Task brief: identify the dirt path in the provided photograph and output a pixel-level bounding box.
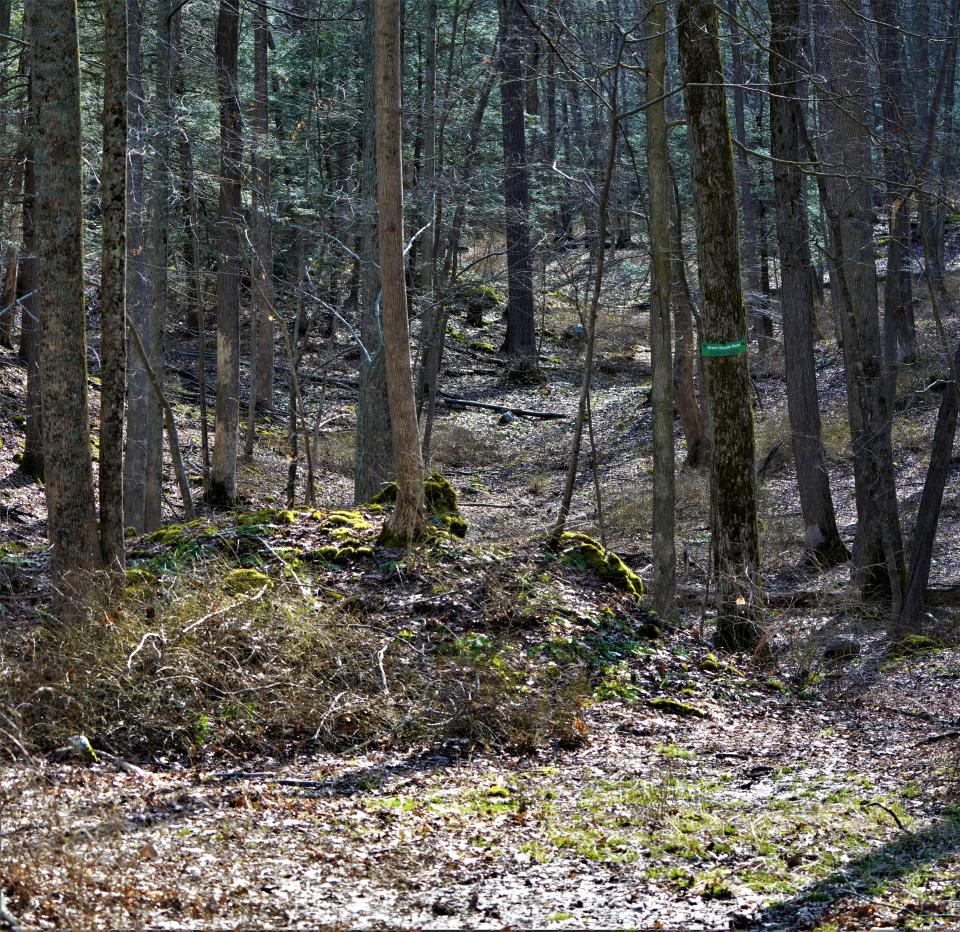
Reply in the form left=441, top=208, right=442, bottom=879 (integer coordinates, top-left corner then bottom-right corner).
left=4, top=639, right=959, bottom=930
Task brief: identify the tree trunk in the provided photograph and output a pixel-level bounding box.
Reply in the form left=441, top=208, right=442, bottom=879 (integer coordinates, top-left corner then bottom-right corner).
left=99, top=0, right=128, bottom=570
left=726, top=0, right=761, bottom=299
left=678, top=0, right=761, bottom=651
left=32, top=0, right=102, bottom=583
left=209, top=0, right=243, bottom=508
left=250, top=0, right=275, bottom=419
left=18, top=18, right=42, bottom=482
left=813, top=0, right=906, bottom=609
left=646, top=0, right=676, bottom=623
left=769, top=0, right=847, bottom=568
left=670, top=171, right=709, bottom=467
left=354, top=0, right=395, bottom=503
left=122, top=0, right=151, bottom=532
left=374, top=0, right=429, bottom=545
left=871, top=0, right=916, bottom=375
left=497, top=0, right=537, bottom=373
left=142, top=0, right=173, bottom=531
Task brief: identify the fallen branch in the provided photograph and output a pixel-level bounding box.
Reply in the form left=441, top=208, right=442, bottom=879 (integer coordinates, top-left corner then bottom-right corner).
left=860, top=800, right=910, bottom=832
left=437, top=392, right=567, bottom=420
left=0, top=890, right=23, bottom=932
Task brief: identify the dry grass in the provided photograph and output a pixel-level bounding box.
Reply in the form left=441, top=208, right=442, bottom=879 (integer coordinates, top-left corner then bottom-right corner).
left=0, top=553, right=598, bottom=762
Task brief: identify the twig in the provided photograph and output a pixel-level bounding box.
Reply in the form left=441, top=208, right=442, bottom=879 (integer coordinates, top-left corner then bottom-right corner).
left=127, top=631, right=166, bottom=670
left=860, top=800, right=910, bottom=832
left=177, top=585, right=270, bottom=638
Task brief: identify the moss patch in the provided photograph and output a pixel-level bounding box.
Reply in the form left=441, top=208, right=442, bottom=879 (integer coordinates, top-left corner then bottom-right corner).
left=558, top=532, right=643, bottom=602
left=371, top=473, right=468, bottom=539
left=223, top=568, right=272, bottom=593
left=649, top=697, right=707, bottom=718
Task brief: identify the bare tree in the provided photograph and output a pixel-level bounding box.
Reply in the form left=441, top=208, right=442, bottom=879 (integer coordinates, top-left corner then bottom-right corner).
left=99, top=0, right=128, bottom=570
left=374, top=0, right=429, bottom=544
left=646, top=0, right=676, bottom=622
left=769, top=0, right=846, bottom=568
left=209, top=0, right=243, bottom=507
left=678, top=0, right=761, bottom=650
left=32, top=0, right=101, bottom=583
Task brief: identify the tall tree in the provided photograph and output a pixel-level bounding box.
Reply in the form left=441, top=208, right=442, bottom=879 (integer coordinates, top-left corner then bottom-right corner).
left=646, top=0, right=676, bottom=623
left=678, top=0, right=761, bottom=650
left=209, top=0, right=243, bottom=507
left=768, top=0, right=846, bottom=568
left=497, top=0, right=538, bottom=374
left=354, top=0, right=395, bottom=502
left=17, top=1, right=41, bottom=482
left=143, top=0, right=173, bottom=530
left=813, top=0, right=905, bottom=608
left=871, top=0, right=916, bottom=374
left=32, top=0, right=101, bottom=582
left=122, top=0, right=151, bottom=531
left=374, top=0, right=429, bottom=544
left=250, top=0, right=275, bottom=418
left=99, top=0, right=128, bottom=569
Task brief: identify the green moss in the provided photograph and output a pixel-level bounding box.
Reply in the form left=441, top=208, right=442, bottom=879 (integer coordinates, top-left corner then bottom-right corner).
left=469, top=340, right=497, bottom=354
left=371, top=473, right=468, bottom=538
left=124, top=568, right=158, bottom=588
left=236, top=509, right=299, bottom=528
left=223, top=568, right=272, bottom=593
left=886, top=633, right=944, bottom=660
left=145, top=524, right=188, bottom=545
left=648, top=697, right=707, bottom=718
left=558, top=532, right=643, bottom=601
left=305, top=544, right=374, bottom=564
left=699, top=653, right=722, bottom=672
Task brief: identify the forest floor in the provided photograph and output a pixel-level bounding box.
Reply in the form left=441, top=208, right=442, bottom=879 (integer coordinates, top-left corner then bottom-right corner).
left=1, top=260, right=960, bottom=929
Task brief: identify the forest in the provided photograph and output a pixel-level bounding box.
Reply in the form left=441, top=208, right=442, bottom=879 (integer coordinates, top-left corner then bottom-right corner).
left=0, top=0, right=959, bottom=927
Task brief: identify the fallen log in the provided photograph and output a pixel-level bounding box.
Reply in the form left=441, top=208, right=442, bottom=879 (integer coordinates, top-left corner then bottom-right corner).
left=437, top=392, right=567, bottom=420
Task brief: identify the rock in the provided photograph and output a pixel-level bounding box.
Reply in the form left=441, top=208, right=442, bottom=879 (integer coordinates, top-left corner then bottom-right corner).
left=561, top=323, right=586, bottom=342
left=822, top=635, right=860, bottom=662
left=498, top=411, right=516, bottom=425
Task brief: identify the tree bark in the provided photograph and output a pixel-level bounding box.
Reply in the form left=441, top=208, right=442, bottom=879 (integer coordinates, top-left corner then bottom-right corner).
left=646, top=0, right=676, bottom=623
left=17, top=9, right=41, bottom=482
left=250, top=0, right=275, bottom=418
left=670, top=170, right=709, bottom=467
left=497, top=0, right=538, bottom=373
left=354, top=0, right=395, bottom=503
left=99, top=0, right=128, bottom=570
left=374, top=0, right=429, bottom=545
left=813, top=0, right=906, bottom=608
left=678, top=0, right=761, bottom=651
left=122, top=0, right=152, bottom=532
left=209, top=0, right=243, bottom=508
left=32, top=0, right=102, bottom=583
left=769, top=0, right=847, bottom=568
left=142, top=0, right=173, bottom=531
left=871, top=0, right=916, bottom=374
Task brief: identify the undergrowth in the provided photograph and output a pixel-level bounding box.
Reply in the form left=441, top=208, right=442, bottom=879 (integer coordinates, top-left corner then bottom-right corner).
left=0, top=509, right=658, bottom=761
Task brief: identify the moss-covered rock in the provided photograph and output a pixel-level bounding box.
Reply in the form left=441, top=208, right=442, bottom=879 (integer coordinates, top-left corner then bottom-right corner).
left=236, top=509, right=299, bottom=528
left=223, top=568, right=272, bottom=593
left=558, top=532, right=643, bottom=601
left=145, top=524, right=189, bottom=545
left=371, top=473, right=468, bottom=539
left=124, top=568, right=158, bottom=588
left=649, top=697, right=707, bottom=718
left=454, top=280, right=503, bottom=326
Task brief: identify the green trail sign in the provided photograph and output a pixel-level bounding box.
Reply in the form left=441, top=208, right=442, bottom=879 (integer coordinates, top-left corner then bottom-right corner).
left=700, top=339, right=748, bottom=358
